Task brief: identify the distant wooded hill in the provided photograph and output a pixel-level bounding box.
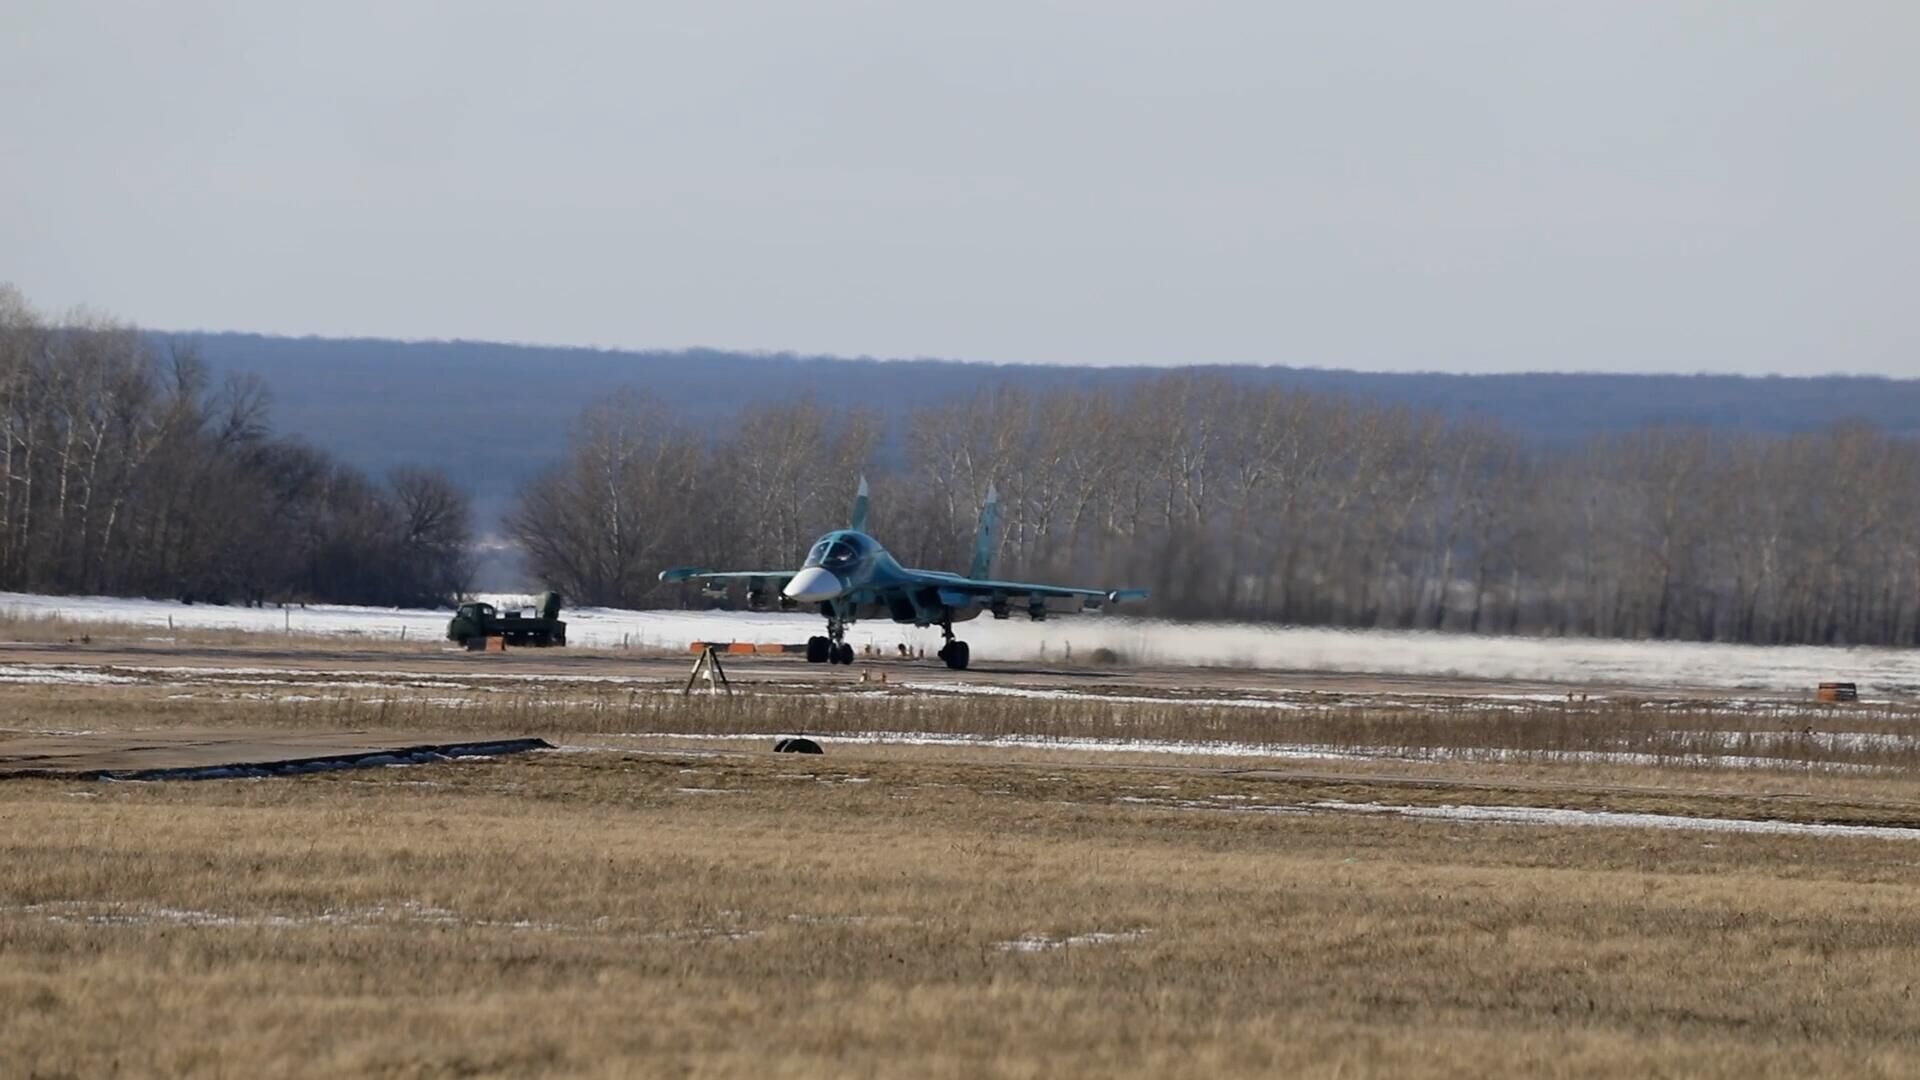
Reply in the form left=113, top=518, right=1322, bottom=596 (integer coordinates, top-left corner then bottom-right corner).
left=174, top=332, right=1920, bottom=522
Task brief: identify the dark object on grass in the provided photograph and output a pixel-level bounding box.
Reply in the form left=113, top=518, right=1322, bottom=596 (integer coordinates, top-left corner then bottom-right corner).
left=773, top=736, right=823, bottom=755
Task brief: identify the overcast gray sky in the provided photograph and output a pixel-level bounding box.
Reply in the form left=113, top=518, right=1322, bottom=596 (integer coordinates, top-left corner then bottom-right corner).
left=2, top=2, right=1915, bottom=375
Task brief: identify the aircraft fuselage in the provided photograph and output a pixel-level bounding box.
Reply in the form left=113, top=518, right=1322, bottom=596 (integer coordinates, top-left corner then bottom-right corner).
left=784, top=529, right=987, bottom=628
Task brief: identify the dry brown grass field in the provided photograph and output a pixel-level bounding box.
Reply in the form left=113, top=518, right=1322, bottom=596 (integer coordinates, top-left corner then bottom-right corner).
left=5, top=649, right=1920, bottom=1077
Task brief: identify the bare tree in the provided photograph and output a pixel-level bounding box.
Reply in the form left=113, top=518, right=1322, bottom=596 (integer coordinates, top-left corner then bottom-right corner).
left=511, top=392, right=703, bottom=607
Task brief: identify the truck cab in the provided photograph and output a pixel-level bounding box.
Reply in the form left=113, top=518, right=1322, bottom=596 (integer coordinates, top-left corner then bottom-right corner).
left=446, top=602, right=497, bottom=646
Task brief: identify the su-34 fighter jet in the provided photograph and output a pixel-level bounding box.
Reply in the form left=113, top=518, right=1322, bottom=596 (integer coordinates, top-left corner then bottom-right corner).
left=659, top=479, right=1145, bottom=670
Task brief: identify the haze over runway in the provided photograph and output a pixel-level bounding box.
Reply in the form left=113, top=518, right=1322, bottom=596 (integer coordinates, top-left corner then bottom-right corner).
left=3, top=2, right=1916, bottom=376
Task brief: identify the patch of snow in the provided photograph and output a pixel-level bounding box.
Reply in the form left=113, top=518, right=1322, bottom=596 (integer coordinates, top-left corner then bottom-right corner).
left=591, top=731, right=1334, bottom=759
left=643, top=927, right=765, bottom=942
left=893, top=682, right=1305, bottom=709
left=996, top=929, right=1153, bottom=952
left=1677, top=729, right=1920, bottom=753
left=586, top=732, right=1878, bottom=772
left=785, top=913, right=873, bottom=925
left=11, top=899, right=587, bottom=932
left=113, top=664, right=669, bottom=687
left=0, top=664, right=137, bottom=685
left=1305, top=800, right=1920, bottom=841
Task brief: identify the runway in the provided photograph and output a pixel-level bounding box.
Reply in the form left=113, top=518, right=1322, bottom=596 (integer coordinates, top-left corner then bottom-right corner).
left=0, top=638, right=1803, bottom=705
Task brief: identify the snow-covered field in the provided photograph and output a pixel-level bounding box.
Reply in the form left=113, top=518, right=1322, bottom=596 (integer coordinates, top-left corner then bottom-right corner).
left=3, top=590, right=1918, bottom=697
left=584, top=731, right=1879, bottom=773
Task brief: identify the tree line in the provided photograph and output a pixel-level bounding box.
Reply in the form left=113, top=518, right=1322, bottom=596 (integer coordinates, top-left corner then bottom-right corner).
left=10, top=284, right=1913, bottom=646
left=518, top=380, right=1920, bottom=648
left=0, top=286, right=471, bottom=607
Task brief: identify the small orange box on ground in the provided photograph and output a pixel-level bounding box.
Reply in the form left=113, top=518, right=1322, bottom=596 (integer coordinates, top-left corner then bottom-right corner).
left=1815, top=681, right=1859, bottom=702
left=691, top=641, right=806, bottom=655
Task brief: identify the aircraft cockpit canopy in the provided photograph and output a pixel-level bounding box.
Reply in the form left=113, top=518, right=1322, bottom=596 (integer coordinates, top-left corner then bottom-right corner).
left=804, top=533, right=870, bottom=570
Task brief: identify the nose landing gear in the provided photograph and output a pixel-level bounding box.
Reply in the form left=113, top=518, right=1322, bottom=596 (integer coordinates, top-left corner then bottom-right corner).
left=807, top=621, right=855, bottom=665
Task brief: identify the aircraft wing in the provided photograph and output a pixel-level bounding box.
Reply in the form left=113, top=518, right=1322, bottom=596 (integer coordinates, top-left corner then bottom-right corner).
left=658, top=567, right=798, bottom=589
left=909, top=571, right=1147, bottom=608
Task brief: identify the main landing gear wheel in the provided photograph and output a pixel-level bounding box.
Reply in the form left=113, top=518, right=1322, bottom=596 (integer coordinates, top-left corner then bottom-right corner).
left=937, top=640, right=970, bottom=671
left=809, top=634, right=854, bottom=665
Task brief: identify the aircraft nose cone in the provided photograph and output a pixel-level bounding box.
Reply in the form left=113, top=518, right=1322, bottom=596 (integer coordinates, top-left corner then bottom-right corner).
left=783, top=567, right=843, bottom=603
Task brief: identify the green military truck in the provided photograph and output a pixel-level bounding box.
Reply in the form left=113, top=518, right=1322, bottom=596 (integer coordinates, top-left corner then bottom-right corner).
left=447, top=591, right=568, bottom=648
